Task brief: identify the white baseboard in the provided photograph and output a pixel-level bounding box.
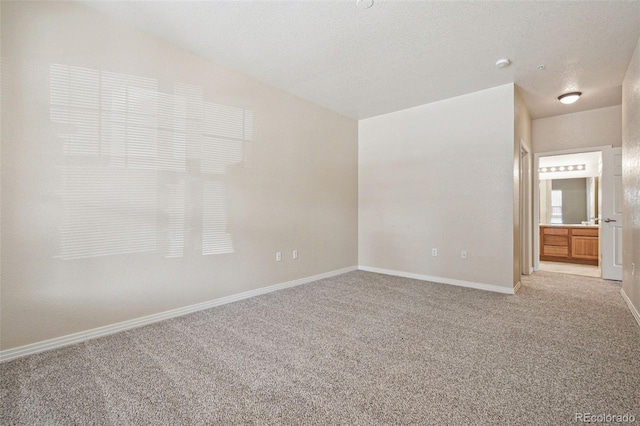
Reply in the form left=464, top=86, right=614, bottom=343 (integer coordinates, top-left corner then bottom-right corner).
left=620, top=288, right=640, bottom=328
left=358, top=265, right=519, bottom=295
left=0, top=265, right=358, bottom=363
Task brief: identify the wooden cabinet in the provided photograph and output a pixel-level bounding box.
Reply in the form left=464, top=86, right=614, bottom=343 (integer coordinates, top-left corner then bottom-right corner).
left=571, top=228, right=599, bottom=261
left=540, top=226, right=598, bottom=266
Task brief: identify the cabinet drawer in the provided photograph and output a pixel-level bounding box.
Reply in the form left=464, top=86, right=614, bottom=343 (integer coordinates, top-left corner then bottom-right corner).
left=544, top=235, right=569, bottom=246
left=572, top=228, right=598, bottom=237
left=542, top=227, right=569, bottom=235
left=544, top=245, right=569, bottom=257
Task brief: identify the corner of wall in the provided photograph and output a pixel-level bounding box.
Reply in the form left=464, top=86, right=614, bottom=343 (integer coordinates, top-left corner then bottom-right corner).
left=358, top=84, right=516, bottom=290
left=0, top=1, right=359, bottom=351
left=621, top=35, right=640, bottom=325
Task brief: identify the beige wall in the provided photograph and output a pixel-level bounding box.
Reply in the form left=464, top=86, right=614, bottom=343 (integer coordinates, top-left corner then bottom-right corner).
left=621, top=36, right=640, bottom=321
left=0, top=2, right=358, bottom=350
left=533, top=105, right=622, bottom=154
left=359, top=84, right=516, bottom=290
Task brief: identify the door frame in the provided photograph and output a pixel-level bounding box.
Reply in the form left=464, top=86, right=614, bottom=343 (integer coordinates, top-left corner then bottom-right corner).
left=533, top=145, right=611, bottom=272
left=520, top=139, right=533, bottom=275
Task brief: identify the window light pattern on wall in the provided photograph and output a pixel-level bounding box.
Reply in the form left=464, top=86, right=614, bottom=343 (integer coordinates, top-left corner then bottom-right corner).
left=539, top=164, right=585, bottom=173
left=50, top=64, right=253, bottom=260
left=550, top=189, right=563, bottom=224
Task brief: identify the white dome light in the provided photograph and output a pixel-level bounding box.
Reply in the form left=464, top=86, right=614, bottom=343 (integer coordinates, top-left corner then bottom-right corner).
left=558, top=92, right=582, bottom=104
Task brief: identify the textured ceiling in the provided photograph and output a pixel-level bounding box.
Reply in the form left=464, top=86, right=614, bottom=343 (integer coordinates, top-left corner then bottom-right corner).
left=82, top=0, right=640, bottom=120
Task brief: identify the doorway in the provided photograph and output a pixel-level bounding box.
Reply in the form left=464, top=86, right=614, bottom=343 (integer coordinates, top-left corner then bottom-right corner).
left=533, top=146, right=622, bottom=280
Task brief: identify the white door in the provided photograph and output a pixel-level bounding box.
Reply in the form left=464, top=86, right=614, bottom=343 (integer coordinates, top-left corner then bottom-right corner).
left=601, top=147, right=623, bottom=281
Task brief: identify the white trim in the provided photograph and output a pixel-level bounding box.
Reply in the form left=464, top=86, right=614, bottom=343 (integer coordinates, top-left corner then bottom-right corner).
left=519, top=139, right=533, bottom=277
left=535, top=145, right=613, bottom=158
left=358, top=266, right=518, bottom=295
left=620, top=289, right=640, bottom=328
left=0, top=266, right=358, bottom=363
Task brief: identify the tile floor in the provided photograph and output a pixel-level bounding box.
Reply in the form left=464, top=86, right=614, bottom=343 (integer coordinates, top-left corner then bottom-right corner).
left=538, top=261, right=601, bottom=278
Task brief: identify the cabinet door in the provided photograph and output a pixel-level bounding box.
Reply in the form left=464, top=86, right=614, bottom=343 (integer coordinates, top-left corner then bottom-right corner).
left=571, top=236, right=598, bottom=260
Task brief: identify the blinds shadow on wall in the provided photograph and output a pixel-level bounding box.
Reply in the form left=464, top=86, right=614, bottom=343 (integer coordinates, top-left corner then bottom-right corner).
left=50, top=64, right=253, bottom=260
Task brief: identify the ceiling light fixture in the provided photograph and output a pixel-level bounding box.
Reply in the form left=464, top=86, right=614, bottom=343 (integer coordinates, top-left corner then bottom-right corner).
left=356, top=0, right=374, bottom=9
left=495, top=59, right=511, bottom=68
left=558, top=92, right=582, bottom=104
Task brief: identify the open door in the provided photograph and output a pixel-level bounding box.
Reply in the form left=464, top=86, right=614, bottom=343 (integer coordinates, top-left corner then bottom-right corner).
left=601, top=147, right=623, bottom=281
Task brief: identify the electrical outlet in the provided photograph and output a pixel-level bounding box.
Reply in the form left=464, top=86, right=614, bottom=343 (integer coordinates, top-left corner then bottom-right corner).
left=432, top=248, right=438, bottom=257
left=276, top=251, right=282, bottom=262
left=293, top=250, right=298, bottom=259
left=461, top=250, right=467, bottom=259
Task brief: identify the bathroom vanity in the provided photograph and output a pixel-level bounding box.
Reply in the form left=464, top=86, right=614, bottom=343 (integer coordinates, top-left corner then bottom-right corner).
left=539, top=225, right=599, bottom=266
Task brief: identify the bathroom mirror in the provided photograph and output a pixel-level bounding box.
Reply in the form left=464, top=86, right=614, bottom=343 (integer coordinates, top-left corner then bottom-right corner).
left=539, top=177, right=599, bottom=225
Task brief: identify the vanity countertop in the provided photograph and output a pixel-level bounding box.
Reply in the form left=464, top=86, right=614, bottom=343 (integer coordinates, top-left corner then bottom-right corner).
left=540, top=224, right=599, bottom=228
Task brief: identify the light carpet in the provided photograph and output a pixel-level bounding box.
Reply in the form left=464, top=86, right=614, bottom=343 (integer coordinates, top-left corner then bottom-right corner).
left=1, top=270, right=639, bottom=425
